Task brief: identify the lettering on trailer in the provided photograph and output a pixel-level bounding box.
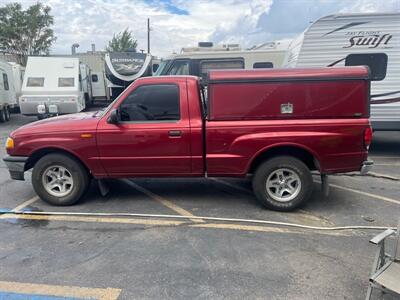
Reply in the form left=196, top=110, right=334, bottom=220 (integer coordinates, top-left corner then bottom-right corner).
left=343, top=31, right=392, bottom=49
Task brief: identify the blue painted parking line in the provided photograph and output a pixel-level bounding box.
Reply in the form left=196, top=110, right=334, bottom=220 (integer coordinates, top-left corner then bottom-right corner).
left=0, top=292, right=82, bottom=300
left=0, top=281, right=121, bottom=300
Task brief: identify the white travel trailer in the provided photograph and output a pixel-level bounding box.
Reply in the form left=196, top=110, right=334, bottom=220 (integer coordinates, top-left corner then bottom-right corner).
left=0, top=59, right=19, bottom=122
left=283, top=13, right=400, bottom=131
left=155, top=41, right=290, bottom=82
left=20, top=57, right=91, bottom=117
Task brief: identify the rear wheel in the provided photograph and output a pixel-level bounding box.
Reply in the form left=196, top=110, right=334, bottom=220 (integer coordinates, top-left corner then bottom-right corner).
left=4, top=106, right=10, bottom=121
left=32, top=153, right=90, bottom=206
left=0, top=109, right=5, bottom=123
left=252, top=156, right=313, bottom=211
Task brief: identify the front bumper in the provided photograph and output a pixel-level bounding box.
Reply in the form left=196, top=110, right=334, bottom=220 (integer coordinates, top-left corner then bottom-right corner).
left=2, top=155, right=28, bottom=180
left=360, top=160, right=374, bottom=175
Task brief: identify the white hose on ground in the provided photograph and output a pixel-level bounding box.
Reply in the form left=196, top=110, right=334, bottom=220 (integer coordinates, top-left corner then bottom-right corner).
left=1, top=210, right=396, bottom=231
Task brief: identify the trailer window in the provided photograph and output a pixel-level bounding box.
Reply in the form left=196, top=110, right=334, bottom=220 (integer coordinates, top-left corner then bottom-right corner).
left=119, top=84, right=180, bottom=122
left=58, top=77, right=75, bottom=87
left=200, top=59, right=244, bottom=81
left=91, top=74, right=98, bottom=82
left=27, top=77, right=44, bottom=87
left=345, top=53, right=387, bottom=81
left=167, top=60, right=190, bottom=75
left=2, top=73, right=9, bottom=90
left=253, top=62, right=273, bottom=69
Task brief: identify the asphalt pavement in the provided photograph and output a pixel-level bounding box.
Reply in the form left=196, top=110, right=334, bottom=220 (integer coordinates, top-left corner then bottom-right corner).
left=0, top=112, right=399, bottom=299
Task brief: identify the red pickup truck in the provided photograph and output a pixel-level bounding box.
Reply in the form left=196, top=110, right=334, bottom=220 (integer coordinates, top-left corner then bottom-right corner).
left=4, top=67, right=373, bottom=211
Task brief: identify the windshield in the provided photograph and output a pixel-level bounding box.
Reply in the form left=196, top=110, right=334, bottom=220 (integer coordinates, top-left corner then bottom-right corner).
left=153, top=60, right=171, bottom=76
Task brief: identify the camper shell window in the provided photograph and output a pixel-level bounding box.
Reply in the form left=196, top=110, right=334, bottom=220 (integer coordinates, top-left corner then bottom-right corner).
left=58, top=77, right=75, bottom=87
left=2, top=73, right=9, bottom=90
left=345, top=53, right=387, bottom=81
left=253, top=62, right=274, bottom=69
left=27, top=77, right=44, bottom=87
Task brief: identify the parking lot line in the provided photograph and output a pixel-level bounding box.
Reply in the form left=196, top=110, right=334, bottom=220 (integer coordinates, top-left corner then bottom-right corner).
left=0, top=281, right=121, bottom=300
left=0, top=196, right=40, bottom=220
left=326, top=182, right=400, bottom=205
left=124, top=179, right=205, bottom=223
left=3, top=214, right=185, bottom=226
left=12, top=196, right=40, bottom=212
left=0, top=213, right=354, bottom=236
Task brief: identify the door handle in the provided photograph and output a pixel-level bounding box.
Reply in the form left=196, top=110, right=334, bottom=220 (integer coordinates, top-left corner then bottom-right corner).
left=168, top=130, right=182, bottom=137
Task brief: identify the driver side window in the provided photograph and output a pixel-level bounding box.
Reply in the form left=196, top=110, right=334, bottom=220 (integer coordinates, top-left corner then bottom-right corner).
left=119, top=84, right=180, bottom=122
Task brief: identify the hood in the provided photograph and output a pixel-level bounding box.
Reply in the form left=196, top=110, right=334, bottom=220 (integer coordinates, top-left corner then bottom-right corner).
left=11, top=112, right=101, bottom=137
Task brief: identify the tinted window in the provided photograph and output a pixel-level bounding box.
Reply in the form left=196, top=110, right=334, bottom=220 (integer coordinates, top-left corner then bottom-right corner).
left=3, top=73, right=9, bottom=90
left=200, top=59, right=244, bottom=80
left=167, top=60, right=190, bottom=75
left=253, top=62, right=273, bottom=69
left=119, top=84, right=180, bottom=122
left=58, top=77, right=74, bottom=87
left=27, top=77, right=44, bottom=87
left=345, top=53, right=387, bottom=81
left=91, top=74, right=98, bottom=82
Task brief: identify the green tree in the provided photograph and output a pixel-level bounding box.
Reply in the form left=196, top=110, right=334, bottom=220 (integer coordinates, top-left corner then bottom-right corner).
left=0, top=2, right=56, bottom=65
left=106, top=28, right=138, bottom=52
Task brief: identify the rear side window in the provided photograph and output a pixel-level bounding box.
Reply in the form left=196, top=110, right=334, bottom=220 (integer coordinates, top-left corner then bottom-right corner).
left=345, top=53, right=387, bottom=81
left=91, top=74, right=98, bottom=82
left=200, top=59, right=244, bottom=80
left=119, top=84, right=180, bottom=122
left=253, top=62, right=273, bottom=69
left=2, top=73, right=9, bottom=90
left=27, top=77, right=44, bottom=87
left=58, top=77, right=75, bottom=87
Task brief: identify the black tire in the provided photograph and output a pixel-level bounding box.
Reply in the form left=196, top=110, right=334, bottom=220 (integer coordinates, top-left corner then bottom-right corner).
left=252, top=156, right=313, bottom=211
left=0, top=109, right=5, bottom=123
left=32, top=153, right=90, bottom=206
left=4, top=106, right=10, bottom=121
left=84, top=93, right=90, bottom=107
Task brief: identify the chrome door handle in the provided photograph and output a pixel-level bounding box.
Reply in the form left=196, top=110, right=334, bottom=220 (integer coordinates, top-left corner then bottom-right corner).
left=168, top=130, right=182, bottom=137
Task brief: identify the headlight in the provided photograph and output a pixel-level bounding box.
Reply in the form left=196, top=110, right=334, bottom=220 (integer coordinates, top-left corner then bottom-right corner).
left=5, top=137, right=14, bottom=150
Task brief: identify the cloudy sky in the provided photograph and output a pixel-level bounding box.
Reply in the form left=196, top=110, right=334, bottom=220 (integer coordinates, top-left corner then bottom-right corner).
left=2, top=0, right=400, bottom=57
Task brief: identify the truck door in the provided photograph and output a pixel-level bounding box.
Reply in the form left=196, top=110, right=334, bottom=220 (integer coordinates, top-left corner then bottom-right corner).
left=96, top=81, right=192, bottom=176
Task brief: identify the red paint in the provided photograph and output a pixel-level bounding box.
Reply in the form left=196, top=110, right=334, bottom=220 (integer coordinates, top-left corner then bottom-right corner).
left=7, top=67, right=371, bottom=178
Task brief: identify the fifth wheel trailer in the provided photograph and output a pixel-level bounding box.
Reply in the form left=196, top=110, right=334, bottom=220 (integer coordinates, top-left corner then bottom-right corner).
left=105, top=51, right=152, bottom=99
left=283, top=13, right=400, bottom=131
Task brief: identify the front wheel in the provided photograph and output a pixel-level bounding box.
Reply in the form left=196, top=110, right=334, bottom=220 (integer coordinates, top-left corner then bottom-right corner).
left=252, top=156, right=313, bottom=211
left=32, top=153, right=90, bottom=206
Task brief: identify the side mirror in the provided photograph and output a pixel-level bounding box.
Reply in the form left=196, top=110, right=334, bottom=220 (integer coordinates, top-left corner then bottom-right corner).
left=107, top=109, right=119, bottom=124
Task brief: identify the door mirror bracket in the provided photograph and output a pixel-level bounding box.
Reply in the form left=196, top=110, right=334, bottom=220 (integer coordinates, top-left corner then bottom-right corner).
left=107, top=109, right=119, bottom=124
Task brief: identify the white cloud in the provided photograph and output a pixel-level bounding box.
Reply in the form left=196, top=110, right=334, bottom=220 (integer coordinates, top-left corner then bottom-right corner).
left=1, top=0, right=399, bottom=57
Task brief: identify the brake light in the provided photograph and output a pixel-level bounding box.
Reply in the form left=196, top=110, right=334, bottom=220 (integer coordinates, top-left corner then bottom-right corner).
left=364, top=126, right=372, bottom=150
